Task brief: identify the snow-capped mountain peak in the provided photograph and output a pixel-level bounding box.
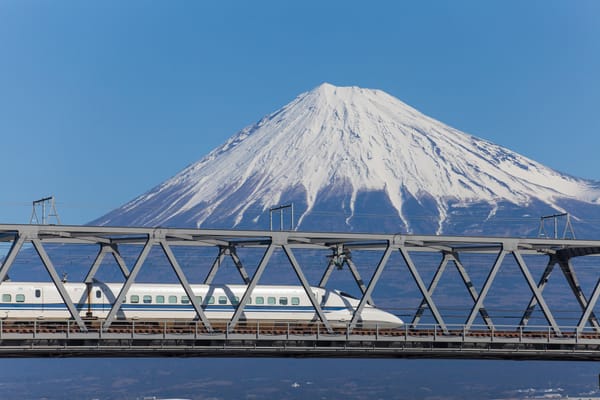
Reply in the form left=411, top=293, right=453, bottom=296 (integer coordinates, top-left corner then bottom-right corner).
left=94, top=83, right=600, bottom=235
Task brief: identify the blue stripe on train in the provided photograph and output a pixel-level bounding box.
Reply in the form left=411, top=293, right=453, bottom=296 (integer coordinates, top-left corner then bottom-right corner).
left=0, top=303, right=347, bottom=312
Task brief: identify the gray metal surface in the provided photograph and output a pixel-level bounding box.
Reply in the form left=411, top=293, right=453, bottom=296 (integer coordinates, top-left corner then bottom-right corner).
left=1, top=223, right=600, bottom=359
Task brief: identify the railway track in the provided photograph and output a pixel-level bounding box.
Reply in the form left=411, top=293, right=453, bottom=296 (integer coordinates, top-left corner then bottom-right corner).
left=0, top=319, right=599, bottom=340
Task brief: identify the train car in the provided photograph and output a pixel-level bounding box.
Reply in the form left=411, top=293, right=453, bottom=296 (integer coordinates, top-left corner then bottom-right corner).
left=0, top=281, right=403, bottom=327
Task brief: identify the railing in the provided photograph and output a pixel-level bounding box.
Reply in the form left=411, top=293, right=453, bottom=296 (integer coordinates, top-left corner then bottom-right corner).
left=1, top=319, right=599, bottom=343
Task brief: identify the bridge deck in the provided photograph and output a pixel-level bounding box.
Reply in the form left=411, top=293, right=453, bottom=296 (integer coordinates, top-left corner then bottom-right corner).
left=0, top=319, right=599, bottom=360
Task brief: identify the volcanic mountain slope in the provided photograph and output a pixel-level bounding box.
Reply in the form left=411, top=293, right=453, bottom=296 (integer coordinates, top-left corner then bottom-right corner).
left=93, top=83, right=600, bottom=236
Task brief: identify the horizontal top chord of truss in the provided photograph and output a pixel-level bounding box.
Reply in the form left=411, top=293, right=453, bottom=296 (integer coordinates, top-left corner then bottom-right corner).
left=1, top=223, right=600, bottom=255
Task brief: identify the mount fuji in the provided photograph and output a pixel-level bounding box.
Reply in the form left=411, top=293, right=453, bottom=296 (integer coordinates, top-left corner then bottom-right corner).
left=93, top=83, right=600, bottom=237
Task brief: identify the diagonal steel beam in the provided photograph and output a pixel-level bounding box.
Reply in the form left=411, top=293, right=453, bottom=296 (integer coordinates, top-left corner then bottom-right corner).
left=0, top=234, right=25, bottom=284
left=84, top=244, right=111, bottom=283
left=228, top=243, right=276, bottom=331
left=282, top=245, right=333, bottom=333
left=453, top=253, right=494, bottom=329
left=102, top=238, right=154, bottom=330
left=345, top=258, right=374, bottom=306
left=519, top=255, right=557, bottom=327
left=204, top=246, right=227, bottom=284
left=85, top=244, right=131, bottom=284
left=512, top=251, right=561, bottom=335
left=159, top=240, right=212, bottom=332
left=465, top=249, right=506, bottom=331
left=411, top=252, right=451, bottom=327
left=318, top=258, right=336, bottom=287
left=31, top=239, right=88, bottom=331
left=400, top=246, right=448, bottom=333
left=578, top=277, right=600, bottom=333
left=349, top=244, right=393, bottom=331
left=558, top=258, right=600, bottom=331
left=229, top=248, right=250, bottom=284
left=204, top=246, right=250, bottom=284
left=110, top=245, right=131, bottom=279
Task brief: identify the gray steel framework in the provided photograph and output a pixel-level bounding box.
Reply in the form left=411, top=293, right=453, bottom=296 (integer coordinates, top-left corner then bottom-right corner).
left=2, top=224, right=600, bottom=359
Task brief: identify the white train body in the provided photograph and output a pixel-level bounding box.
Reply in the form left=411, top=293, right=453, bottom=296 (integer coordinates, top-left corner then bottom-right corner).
left=0, top=282, right=403, bottom=327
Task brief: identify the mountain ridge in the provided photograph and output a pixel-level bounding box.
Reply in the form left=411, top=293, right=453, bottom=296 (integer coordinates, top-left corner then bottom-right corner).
left=93, top=83, right=600, bottom=236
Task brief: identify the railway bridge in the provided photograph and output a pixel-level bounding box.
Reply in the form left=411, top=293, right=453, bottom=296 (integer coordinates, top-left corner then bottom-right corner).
left=1, top=223, right=600, bottom=360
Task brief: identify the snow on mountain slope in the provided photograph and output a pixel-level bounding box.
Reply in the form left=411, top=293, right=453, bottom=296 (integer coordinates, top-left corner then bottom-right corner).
left=94, top=83, right=600, bottom=234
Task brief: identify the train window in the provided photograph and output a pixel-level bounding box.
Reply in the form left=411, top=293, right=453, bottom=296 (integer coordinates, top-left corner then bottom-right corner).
left=231, top=296, right=239, bottom=305
left=255, top=296, right=264, bottom=305
left=130, top=295, right=139, bottom=303
left=168, top=295, right=177, bottom=304
left=267, top=297, right=276, bottom=305
left=95, top=290, right=102, bottom=299
left=143, top=295, right=152, bottom=304
left=207, top=296, right=215, bottom=304
left=181, top=296, right=190, bottom=304
left=195, top=296, right=202, bottom=303
left=1, top=294, right=10, bottom=303
left=291, top=297, right=300, bottom=306
left=35, top=289, right=41, bottom=298
left=15, top=294, right=25, bottom=303
left=156, top=295, right=165, bottom=304
left=279, top=297, right=288, bottom=305
left=218, top=296, right=227, bottom=305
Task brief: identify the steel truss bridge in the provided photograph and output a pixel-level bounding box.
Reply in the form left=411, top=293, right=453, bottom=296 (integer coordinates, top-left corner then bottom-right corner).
left=1, top=223, right=600, bottom=360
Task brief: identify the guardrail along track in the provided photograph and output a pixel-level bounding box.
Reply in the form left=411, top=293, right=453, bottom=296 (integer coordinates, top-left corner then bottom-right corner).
left=1, top=319, right=600, bottom=360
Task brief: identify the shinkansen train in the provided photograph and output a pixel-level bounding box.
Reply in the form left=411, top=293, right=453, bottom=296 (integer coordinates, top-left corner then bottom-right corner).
left=0, top=282, right=404, bottom=327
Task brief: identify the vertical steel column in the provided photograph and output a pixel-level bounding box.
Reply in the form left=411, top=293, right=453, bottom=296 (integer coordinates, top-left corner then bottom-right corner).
left=349, top=244, right=393, bottom=331
left=519, top=256, right=557, bottom=327
left=0, top=234, right=25, bottom=284
left=399, top=246, right=447, bottom=333
left=102, top=238, right=154, bottom=330
left=31, top=239, right=88, bottom=331
left=282, top=245, right=333, bottom=332
left=159, top=240, right=212, bottom=331
left=228, top=243, right=276, bottom=331
left=512, top=251, right=561, bottom=335
left=465, top=249, right=506, bottom=331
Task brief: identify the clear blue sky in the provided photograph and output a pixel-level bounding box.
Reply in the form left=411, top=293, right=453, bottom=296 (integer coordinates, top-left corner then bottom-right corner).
left=1, top=1, right=598, bottom=225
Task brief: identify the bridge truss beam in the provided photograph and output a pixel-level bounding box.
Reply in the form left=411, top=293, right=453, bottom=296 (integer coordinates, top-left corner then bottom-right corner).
left=1, top=224, right=600, bottom=358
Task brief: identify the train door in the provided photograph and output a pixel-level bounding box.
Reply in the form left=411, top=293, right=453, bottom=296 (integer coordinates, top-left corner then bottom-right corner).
left=34, top=287, right=43, bottom=312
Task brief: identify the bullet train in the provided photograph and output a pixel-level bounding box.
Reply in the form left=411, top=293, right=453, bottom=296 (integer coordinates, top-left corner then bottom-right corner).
left=0, top=281, right=404, bottom=327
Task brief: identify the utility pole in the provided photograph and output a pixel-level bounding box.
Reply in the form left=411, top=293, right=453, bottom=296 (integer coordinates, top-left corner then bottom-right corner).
left=269, top=203, right=294, bottom=231
left=30, top=196, right=61, bottom=225
left=538, top=213, right=575, bottom=239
